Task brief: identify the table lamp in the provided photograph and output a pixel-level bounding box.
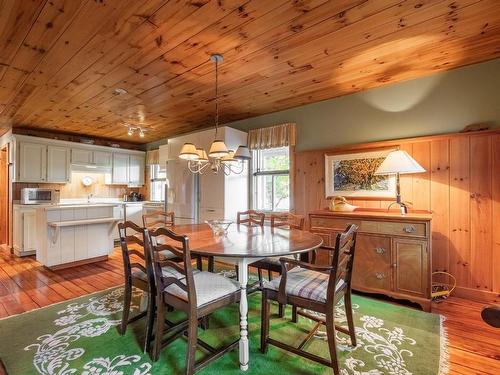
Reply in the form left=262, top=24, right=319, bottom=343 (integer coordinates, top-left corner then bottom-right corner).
left=375, top=150, right=425, bottom=214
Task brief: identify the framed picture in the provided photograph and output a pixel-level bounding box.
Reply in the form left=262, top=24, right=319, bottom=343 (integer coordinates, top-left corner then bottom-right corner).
left=325, top=148, right=397, bottom=199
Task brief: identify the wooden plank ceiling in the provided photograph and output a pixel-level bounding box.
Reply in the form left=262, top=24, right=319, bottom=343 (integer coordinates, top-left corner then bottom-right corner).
left=0, top=0, right=499, bottom=143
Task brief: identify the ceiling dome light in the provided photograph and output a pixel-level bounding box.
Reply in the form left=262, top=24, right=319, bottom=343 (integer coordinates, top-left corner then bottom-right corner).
left=139, top=129, right=145, bottom=138
left=127, top=127, right=133, bottom=136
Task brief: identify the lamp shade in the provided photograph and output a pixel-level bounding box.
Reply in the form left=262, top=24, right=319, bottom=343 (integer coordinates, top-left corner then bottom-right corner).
left=375, top=150, right=425, bottom=175
left=196, top=148, right=209, bottom=162
left=233, top=145, right=251, bottom=160
left=179, top=143, right=199, bottom=160
left=208, top=140, right=229, bottom=158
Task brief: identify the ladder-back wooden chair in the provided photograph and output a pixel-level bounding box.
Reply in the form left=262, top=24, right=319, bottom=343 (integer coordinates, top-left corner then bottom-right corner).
left=237, top=209, right=265, bottom=226
left=144, top=227, right=241, bottom=374
left=117, top=221, right=154, bottom=353
left=251, top=213, right=306, bottom=317
left=143, top=210, right=205, bottom=272
left=261, top=224, right=359, bottom=375
left=142, top=210, right=175, bottom=230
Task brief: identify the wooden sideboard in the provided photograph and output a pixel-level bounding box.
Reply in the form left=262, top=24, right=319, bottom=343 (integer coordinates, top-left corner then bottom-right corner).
left=309, top=209, right=432, bottom=311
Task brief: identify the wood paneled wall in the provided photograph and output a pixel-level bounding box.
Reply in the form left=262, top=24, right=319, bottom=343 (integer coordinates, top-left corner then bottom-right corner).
left=294, top=129, right=500, bottom=302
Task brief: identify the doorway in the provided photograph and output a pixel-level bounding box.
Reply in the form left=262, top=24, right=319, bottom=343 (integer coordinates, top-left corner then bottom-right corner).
left=0, top=145, right=9, bottom=246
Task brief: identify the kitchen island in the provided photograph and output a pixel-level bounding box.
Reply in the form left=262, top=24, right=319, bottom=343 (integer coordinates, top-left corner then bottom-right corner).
left=35, top=203, right=122, bottom=269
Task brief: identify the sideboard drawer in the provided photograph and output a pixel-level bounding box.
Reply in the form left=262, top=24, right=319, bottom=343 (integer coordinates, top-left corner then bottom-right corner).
left=368, top=220, right=427, bottom=238
left=310, top=216, right=361, bottom=231
left=310, top=215, right=426, bottom=238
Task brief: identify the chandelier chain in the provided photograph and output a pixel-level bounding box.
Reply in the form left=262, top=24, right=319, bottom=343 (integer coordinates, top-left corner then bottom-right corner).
left=214, top=56, right=219, bottom=138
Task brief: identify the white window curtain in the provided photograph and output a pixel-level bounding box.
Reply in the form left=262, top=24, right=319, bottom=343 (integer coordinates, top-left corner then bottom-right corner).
left=248, top=123, right=296, bottom=150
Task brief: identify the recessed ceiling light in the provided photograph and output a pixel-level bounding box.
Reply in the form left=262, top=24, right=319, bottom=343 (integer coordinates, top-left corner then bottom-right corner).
left=114, top=88, right=128, bottom=95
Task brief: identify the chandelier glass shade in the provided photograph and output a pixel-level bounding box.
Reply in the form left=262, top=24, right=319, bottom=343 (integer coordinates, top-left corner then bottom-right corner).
left=178, top=54, right=251, bottom=175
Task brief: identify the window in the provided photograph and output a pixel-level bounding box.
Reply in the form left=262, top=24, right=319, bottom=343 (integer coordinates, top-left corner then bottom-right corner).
left=252, top=147, right=290, bottom=211
left=150, top=164, right=166, bottom=202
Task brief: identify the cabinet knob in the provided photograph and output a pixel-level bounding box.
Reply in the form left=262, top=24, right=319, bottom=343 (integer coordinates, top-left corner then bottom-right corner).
left=375, top=272, right=385, bottom=280
left=403, top=225, right=416, bottom=233
left=375, top=247, right=386, bottom=254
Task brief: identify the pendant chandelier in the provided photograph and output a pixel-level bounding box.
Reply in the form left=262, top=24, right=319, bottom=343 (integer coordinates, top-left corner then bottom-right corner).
left=178, top=54, right=251, bottom=175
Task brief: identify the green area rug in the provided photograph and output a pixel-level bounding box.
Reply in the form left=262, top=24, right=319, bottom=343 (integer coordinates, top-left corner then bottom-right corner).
left=0, top=287, right=447, bottom=374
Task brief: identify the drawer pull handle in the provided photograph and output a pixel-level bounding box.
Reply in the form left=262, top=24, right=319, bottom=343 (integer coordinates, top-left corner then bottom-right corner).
left=375, top=272, right=385, bottom=280
left=375, top=247, right=386, bottom=254
left=403, top=225, right=416, bottom=233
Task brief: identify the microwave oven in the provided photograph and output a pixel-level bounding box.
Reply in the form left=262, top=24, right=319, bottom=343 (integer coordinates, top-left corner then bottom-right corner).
left=20, top=188, right=60, bottom=205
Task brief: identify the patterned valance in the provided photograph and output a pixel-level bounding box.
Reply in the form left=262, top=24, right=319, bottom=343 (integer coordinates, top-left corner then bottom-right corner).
left=146, top=149, right=159, bottom=165
left=248, top=123, right=296, bottom=150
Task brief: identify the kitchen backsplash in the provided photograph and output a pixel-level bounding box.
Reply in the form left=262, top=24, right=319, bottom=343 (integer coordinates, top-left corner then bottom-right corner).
left=13, top=171, right=139, bottom=200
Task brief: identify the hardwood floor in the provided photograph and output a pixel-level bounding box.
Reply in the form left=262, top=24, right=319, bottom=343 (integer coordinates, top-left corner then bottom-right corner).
left=0, top=245, right=498, bottom=374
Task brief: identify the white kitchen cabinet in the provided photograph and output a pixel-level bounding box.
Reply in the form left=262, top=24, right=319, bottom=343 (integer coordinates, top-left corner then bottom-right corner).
left=72, top=149, right=111, bottom=168
left=13, top=206, right=37, bottom=256
left=129, top=155, right=145, bottom=186
left=13, top=135, right=145, bottom=186
left=18, top=141, right=47, bottom=182
left=71, top=148, right=93, bottom=165
left=47, top=145, right=71, bottom=183
left=93, top=150, right=112, bottom=167
left=112, top=153, right=129, bottom=184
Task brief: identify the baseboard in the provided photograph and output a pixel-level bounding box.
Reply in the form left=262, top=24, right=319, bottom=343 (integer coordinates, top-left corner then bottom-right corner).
left=46, top=255, right=109, bottom=270
left=452, top=286, right=499, bottom=303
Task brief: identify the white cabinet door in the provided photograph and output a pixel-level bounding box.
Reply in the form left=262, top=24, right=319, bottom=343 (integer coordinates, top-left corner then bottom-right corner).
left=93, top=151, right=112, bottom=167
left=47, top=146, right=70, bottom=183
left=18, top=141, right=47, bottom=182
left=112, top=153, right=129, bottom=184
left=71, top=149, right=92, bottom=165
left=128, top=155, right=145, bottom=186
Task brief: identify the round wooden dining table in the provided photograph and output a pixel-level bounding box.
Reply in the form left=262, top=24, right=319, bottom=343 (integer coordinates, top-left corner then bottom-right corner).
left=168, top=223, right=323, bottom=371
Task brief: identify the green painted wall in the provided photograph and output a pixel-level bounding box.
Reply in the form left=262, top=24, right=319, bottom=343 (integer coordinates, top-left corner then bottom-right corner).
left=148, top=59, right=500, bottom=151
left=226, top=58, right=500, bottom=151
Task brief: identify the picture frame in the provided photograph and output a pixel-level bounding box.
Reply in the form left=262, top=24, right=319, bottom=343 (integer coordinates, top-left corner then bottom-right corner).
left=324, top=148, right=397, bottom=199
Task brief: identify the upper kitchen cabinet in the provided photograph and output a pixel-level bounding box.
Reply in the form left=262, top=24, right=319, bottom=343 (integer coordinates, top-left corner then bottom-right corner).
left=93, top=151, right=112, bottom=167
left=47, top=146, right=71, bottom=183
left=108, top=153, right=145, bottom=186
left=18, top=141, right=70, bottom=183
left=111, top=153, right=129, bottom=185
left=71, top=149, right=92, bottom=165
left=71, top=148, right=112, bottom=168
left=11, top=135, right=145, bottom=185
left=128, top=155, right=145, bottom=186
left=18, top=141, right=47, bottom=182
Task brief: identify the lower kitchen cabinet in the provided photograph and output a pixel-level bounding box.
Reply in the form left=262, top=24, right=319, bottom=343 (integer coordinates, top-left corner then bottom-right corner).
left=309, top=210, right=432, bottom=311
left=13, top=205, right=37, bottom=256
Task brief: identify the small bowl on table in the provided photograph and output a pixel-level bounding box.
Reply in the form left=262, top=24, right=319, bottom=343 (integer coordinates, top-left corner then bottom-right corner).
left=205, top=219, right=233, bottom=236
